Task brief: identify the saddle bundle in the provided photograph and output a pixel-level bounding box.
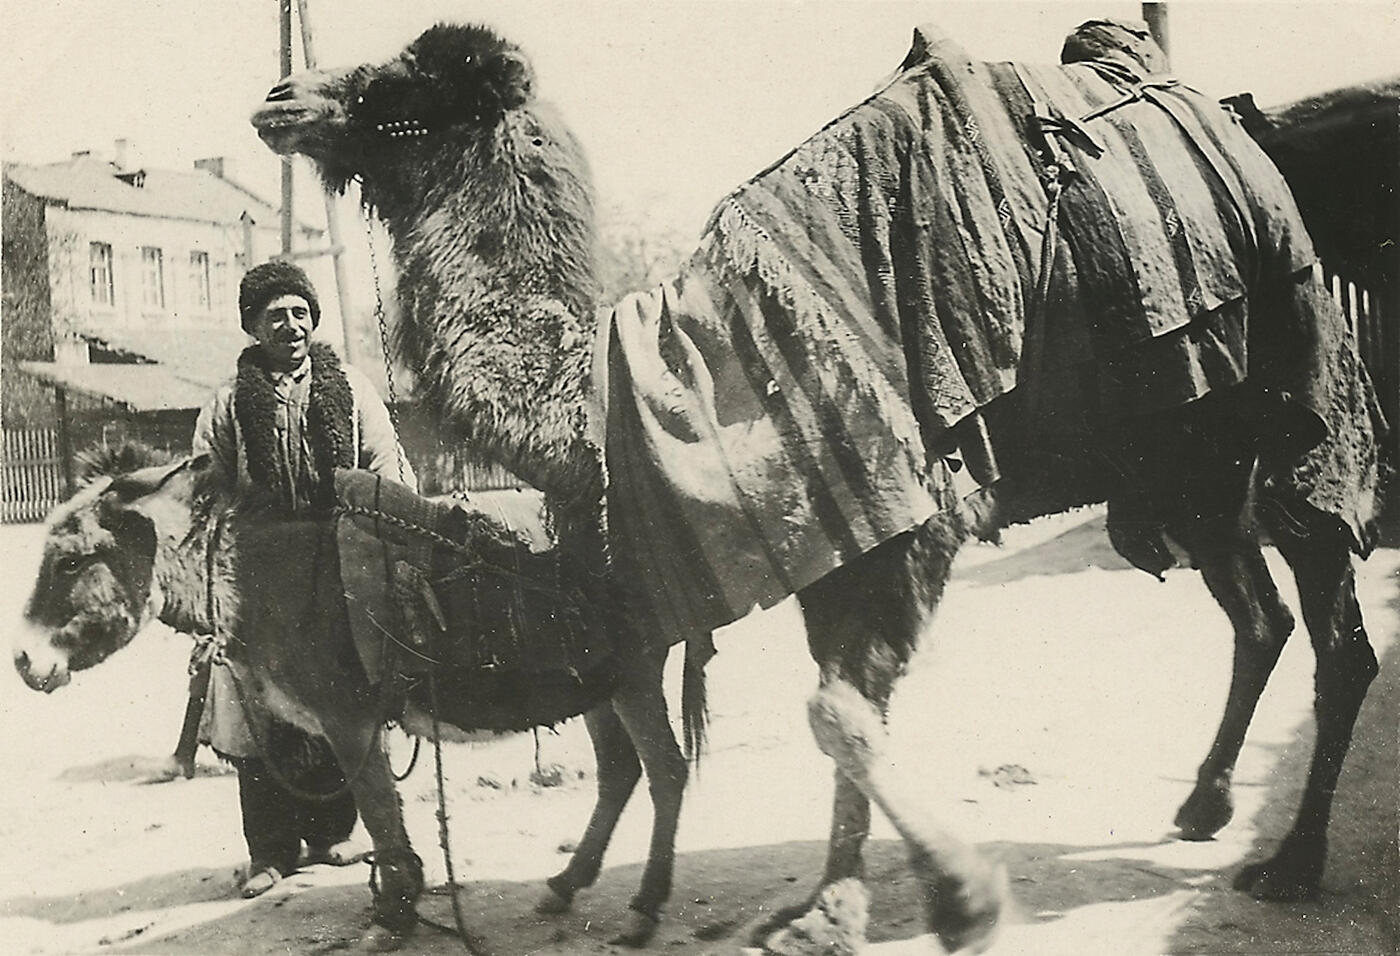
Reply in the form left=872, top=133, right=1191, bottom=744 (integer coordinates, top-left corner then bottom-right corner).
left=333, top=469, right=616, bottom=733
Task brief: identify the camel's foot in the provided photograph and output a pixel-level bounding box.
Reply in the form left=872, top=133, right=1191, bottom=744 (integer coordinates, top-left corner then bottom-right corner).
left=535, top=881, right=573, bottom=916
left=1233, top=833, right=1326, bottom=901
left=609, top=907, right=659, bottom=948
left=1175, top=775, right=1234, bottom=840
left=762, top=879, right=868, bottom=956
left=914, top=853, right=1008, bottom=955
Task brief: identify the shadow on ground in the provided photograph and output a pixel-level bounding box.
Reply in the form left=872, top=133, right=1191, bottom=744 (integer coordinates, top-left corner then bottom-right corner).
left=1, top=867, right=236, bottom=925
left=14, top=834, right=1229, bottom=955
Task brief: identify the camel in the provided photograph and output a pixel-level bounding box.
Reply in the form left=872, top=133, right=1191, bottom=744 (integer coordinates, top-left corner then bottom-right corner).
left=16, top=18, right=1384, bottom=955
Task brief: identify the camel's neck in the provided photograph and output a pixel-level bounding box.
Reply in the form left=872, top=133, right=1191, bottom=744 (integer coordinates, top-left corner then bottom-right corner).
left=377, top=111, right=604, bottom=503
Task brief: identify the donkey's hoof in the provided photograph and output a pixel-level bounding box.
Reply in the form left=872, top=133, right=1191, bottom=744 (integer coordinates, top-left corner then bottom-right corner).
left=609, top=908, right=659, bottom=948
left=358, top=924, right=410, bottom=952
left=535, top=884, right=573, bottom=916
left=762, top=879, right=867, bottom=956
left=1175, top=778, right=1233, bottom=840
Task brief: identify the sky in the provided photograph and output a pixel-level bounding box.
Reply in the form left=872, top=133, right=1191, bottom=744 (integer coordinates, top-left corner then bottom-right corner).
left=3, top=0, right=1397, bottom=308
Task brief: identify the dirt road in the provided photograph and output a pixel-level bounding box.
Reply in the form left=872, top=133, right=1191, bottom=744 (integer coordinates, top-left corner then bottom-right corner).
left=2, top=509, right=1395, bottom=954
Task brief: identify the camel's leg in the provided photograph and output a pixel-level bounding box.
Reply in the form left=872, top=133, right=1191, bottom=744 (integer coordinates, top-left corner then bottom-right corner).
left=1169, top=509, right=1296, bottom=841
left=538, top=702, right=642, bottom=912
left=320, top=720, right=421, bottom=952
left=606, top=651, right=688, bottom=946
left=787, top=513, right=1006, bottom=955
left=822, top=770, right=872, bottom=884
left=1232, top=510, right=1377, bottom=900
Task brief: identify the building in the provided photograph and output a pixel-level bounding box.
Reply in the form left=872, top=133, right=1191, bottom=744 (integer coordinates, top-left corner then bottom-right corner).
left=1, top=144, right=329, bottom=518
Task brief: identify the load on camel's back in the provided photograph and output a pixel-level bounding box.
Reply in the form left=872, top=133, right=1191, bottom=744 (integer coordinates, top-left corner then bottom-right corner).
left=16, top=15, right=1387, bottom=955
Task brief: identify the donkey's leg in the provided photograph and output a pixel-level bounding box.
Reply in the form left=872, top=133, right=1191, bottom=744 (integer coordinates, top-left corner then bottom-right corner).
left=319, top=720, right=422, bottom=952
left=1169, top=510, right=1296, bottom=841
left=1233, top=511, right=1377, bottom=900
left=790, top=514, right=1006, bottom=955
left=606, top=650, right=688, bottom=946
left=538, top=701, right=642, bottom=913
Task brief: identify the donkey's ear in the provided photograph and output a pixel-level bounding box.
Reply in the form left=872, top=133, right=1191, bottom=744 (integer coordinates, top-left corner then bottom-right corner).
left=109, top=457, right=192, bottom=501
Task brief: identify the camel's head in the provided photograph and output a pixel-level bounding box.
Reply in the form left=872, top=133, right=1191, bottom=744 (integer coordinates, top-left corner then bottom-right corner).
left=13, top=448, right=196, bottom=693
left=252, top=23, right=537, bottom=197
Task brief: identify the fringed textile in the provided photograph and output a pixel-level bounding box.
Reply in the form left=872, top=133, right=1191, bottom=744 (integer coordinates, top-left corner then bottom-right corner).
left=593, top=22, right=1381, bottom=645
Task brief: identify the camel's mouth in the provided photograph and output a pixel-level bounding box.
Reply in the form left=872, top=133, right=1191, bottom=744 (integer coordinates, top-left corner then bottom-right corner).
left=251, top=75, right=349, bottom=156
left=251, top=103, right=324, bottom=155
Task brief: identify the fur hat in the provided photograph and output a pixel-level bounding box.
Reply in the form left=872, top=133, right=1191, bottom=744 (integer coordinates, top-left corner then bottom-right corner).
left=239, top=261, right=321, bottom=332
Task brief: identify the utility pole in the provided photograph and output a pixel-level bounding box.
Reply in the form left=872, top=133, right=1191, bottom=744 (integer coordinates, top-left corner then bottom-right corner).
left=1143, top=3, right=1170, bottom=64
left=296, top=0, right=358, bottom=364
left=278, top=0, right=294, bottom=256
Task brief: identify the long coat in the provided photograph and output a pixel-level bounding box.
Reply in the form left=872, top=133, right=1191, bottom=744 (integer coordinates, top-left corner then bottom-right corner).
left=192, top=349, right=415, bottom=758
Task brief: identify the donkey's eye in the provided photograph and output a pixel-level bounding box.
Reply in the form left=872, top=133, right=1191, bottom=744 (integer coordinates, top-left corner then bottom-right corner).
left=56, top=556, right=86, bottom=577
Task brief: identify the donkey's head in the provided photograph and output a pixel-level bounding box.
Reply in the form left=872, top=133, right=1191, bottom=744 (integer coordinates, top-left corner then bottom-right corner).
left=13, top=450, right=198, bottom=693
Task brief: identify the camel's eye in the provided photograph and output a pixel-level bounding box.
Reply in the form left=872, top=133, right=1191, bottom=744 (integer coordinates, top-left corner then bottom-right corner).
left=55, top=555, right=86, bottom=578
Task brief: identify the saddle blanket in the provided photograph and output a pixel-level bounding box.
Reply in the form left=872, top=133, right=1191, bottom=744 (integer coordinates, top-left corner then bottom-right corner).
left=333, top=470, right=615, bottom=732
left=593, top=22, right=1372, bottom=646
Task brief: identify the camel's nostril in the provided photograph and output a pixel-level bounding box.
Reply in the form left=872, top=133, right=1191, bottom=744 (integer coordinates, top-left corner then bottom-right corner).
left=266, top=82, right=294, bottom=102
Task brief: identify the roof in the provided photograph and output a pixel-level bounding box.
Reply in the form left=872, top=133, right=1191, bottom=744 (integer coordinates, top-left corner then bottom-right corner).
left=73, top=323, right=249, bottom=389
left=3, top=156, right=322, bottom=233
left=18, top=361, right=214, bottom=412
left=16, top=322, right=249, bottom=412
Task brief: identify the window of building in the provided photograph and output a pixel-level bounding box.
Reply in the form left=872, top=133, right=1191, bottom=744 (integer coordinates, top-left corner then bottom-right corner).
left=89, top=242, right=114, bottom=306
left=214, top=259, right=229, bottom=309
left=188, top=250, right=211, bottom=311
left=140, top=246, right=164, bottom=309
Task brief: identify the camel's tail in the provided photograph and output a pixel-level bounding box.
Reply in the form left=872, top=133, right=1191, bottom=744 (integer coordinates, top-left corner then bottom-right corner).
left=681, top=636, right=714, bottom=766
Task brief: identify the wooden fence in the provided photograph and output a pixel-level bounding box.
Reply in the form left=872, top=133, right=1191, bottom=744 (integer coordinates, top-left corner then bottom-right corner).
left=2, top=428, right=66, bottom=524
left=1320, top=263, right=1397, bottom=458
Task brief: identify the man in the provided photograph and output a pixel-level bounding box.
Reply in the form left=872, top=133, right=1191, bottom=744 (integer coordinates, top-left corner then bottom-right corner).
left=193, top=260, right=415, bottom=898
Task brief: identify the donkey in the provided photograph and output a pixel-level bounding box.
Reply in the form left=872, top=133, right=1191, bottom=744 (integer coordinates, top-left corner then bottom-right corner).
left=13, top=448, right=623, bottom=949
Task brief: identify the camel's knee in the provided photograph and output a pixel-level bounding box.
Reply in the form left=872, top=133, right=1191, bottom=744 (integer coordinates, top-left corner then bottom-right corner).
left=808, top=681, right=886, bottom=783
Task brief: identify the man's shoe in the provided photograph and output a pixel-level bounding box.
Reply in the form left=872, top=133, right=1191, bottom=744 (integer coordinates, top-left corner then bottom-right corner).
left=303, top=839, right=369, bottom=867
left=240, top=866, right=283, bottom=898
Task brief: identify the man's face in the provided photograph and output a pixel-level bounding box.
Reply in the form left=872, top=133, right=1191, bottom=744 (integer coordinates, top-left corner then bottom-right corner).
left=248, top=293, right=314, bottom=373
